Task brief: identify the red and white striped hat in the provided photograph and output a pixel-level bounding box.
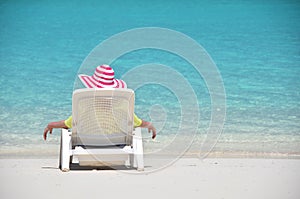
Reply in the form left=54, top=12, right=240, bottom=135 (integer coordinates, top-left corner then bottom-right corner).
left=78, top=65, right=127, bottom=88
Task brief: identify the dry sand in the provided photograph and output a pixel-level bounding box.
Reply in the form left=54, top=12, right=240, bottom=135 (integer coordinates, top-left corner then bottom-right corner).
left=0, top=158, right=299, bottom=199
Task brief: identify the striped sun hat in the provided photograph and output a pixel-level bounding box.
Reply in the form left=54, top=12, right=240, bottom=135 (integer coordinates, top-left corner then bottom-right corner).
left=78, top=65, right=127, bottom=88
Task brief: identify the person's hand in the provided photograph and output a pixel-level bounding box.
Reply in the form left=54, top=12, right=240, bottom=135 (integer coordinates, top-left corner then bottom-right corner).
left=140, top=120, right=157, bottom=139
left=43, top=120, right=67, bottom=140
left=43, top=124, right=53, bottom=140
left=147, top=122, right=156, bottom=139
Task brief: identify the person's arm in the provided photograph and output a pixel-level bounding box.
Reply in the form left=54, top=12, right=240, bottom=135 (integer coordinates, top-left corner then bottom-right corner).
left=43, top=120, right=68, bottom=140
left=139, top=120, right=157, bottom=139
left=134, top=114, right=156, bottom=139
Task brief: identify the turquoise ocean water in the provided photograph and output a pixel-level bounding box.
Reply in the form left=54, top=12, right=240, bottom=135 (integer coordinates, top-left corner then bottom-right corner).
left=0, top=0, right=299, bottom=157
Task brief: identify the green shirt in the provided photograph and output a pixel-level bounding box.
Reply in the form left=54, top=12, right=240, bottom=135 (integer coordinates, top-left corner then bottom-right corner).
left=64, top=114, right=142, bottom=129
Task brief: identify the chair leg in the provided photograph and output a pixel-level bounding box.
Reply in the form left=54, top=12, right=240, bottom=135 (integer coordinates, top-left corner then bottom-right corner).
left=59, top=133, right=62, bottom=170
left=133, top=127, right=144, bottom=171
left=60, top=129, right=72, bottom=172
left=129, top=153, right=134, bottom=168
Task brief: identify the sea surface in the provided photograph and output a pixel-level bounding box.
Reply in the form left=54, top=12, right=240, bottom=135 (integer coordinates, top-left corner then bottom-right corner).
left=0, top=0, right=299, bottom=158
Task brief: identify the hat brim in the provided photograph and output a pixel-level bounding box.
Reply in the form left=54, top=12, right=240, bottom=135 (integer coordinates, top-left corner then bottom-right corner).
left=78, top=74, right=127, bottom=88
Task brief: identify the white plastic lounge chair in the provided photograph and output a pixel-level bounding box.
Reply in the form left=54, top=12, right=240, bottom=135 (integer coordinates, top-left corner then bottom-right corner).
left=59, top=88, right=144, bottom=172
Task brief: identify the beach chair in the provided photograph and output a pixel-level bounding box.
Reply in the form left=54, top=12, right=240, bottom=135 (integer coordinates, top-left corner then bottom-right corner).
left=59, top=88, right=144, bottom=172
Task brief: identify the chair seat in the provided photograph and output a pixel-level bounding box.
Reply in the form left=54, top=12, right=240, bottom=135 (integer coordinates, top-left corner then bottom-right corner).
left=73, top=146, right=133, bottom=166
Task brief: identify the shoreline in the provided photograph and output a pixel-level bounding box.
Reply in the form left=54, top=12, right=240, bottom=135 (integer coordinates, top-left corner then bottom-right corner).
left=1, top=134, right=299, bottom=159
left=1, top=144, right=300, bottom=159
left=1, top=132, right=299, bottom=159
left=1, top=151, right=299, bottom=159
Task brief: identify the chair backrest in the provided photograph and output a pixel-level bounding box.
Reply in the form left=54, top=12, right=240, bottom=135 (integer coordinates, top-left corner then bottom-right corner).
left=72, top=88, right=135, bottom=147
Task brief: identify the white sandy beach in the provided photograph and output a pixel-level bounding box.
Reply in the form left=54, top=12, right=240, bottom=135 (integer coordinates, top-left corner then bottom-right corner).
left=0, top=158, right=299, bottom=199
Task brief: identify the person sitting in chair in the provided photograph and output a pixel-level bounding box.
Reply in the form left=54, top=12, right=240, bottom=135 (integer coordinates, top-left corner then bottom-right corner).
left=43, top=64, right=156, bottom=140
